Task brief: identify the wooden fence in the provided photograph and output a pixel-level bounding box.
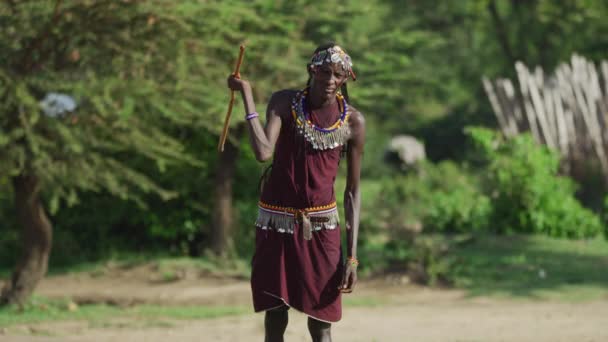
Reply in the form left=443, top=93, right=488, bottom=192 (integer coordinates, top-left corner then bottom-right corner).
left=483, top=54, right=608, bottom=181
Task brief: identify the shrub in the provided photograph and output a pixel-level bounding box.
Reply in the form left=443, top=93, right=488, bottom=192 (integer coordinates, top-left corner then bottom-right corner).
left=369, top=161, right=490, bottom=234
left=465, top=127, right=602, bottom=238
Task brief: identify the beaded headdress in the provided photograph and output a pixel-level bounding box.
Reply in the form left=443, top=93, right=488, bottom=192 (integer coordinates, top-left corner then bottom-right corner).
left=310, top=45, right=356, bottom=80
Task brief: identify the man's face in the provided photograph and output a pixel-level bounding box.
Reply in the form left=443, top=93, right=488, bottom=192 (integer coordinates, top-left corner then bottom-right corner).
left=310, top=62, right=348, bottom=99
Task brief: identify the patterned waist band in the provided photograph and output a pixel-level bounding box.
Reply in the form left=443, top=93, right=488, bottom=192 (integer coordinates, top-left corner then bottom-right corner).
left=256, top=201, right=340, bottom=237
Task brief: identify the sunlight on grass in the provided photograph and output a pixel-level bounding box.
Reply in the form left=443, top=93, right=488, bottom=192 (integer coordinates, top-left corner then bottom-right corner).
left=154, top=256, right=250, bottom=279
left=133, top=305, right=248, bottom=320
left=343, top=296, right=387, bottom=308
left=0, top=295, right=391, bottom=328
left=0, top=297, right=124, bottom=327
left=0, top=296, right=248, bottom=328
left=447, top=234, right=608, bottom=301
left=35, top=252, right=252, bottom=280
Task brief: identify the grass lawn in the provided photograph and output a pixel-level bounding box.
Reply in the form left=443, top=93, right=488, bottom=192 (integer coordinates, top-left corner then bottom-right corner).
left=0, top=255, right=253, bottom=328
left=446, top=234, right=608, bottom=300
left=0, top=297, right=249, bottom=328
left=0, top=296, right=387, bottom=328
left=1, top=233, right=607, bottom=327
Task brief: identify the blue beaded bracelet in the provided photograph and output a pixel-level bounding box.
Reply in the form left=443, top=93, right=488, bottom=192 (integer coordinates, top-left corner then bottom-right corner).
left=245, top=112, right=259, bottom=120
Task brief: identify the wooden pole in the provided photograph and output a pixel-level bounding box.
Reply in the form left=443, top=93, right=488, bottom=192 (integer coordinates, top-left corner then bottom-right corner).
left=516, top=61, right=542, bottom=143
left=218, top=45, right=246, bottom=152
left=483, top=77, right=511, bottom=135
left=502, top=79, right=521, bottom=134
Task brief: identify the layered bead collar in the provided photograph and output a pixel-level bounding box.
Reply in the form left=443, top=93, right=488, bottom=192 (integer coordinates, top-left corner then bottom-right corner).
left=291, top=88, right=351, bottom=150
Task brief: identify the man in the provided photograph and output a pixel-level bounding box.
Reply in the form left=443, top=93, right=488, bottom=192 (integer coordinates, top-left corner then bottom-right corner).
left=227, top=43, right=365, bottom=342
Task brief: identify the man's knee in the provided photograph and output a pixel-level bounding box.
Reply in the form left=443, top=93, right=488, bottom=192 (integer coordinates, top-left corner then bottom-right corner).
left=265, top=305, right=289, bottom=327
left=265, top=305, right=289, bottom=342
left=308, top=317, right=331, bottom=340
left=267, top=305, right=289, bottom=314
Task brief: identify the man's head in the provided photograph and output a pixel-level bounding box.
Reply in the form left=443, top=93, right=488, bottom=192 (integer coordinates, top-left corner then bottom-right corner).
left=307, top=43, right=355, bottom=102
left=309, top=44, right=354, bottom=77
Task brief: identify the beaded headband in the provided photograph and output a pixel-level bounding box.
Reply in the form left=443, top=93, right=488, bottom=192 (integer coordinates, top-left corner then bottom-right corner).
left=310, top=45, right=357, bottom=80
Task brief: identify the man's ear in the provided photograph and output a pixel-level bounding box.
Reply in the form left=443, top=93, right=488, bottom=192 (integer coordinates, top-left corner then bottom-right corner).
left=308, top=64, right=316, bottom=76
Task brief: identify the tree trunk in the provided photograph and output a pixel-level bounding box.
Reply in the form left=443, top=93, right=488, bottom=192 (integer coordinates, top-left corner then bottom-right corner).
left=0, top=174, right=53, bottom=306
left=211, top=139, right=238, bottom=256
left=488, top=0, right=517, bottom=68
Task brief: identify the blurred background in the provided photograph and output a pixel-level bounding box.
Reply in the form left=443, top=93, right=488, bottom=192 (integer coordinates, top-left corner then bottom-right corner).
left=1, top=1, right=608, bottom=341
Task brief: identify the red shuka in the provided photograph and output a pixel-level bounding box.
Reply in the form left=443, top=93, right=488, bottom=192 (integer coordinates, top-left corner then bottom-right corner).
left=251, top=94, right=345, bottom=322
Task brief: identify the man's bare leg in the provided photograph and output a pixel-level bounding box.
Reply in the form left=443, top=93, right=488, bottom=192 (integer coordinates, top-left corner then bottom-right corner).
left=308, top=317, right=332, bottom=342
left=265, top=305, right=289, bottom=342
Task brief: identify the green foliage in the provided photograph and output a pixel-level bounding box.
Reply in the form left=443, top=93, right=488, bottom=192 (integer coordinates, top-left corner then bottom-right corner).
left=422, top=163, right=491, bottom=233
left=353, top=163, right=489, bottom=278
left=369, top=161, right=490, bottom=234
left=2, top=0, right=607, bottom=268
left=402, top=0, right=608, bottom=160
left=44, top=133, right=262, bottom=263
left=362, top=128, right=603, bottom=238
left=1, top=0, right=215, bottom=210
left=466, top=127, right=602, bottom=238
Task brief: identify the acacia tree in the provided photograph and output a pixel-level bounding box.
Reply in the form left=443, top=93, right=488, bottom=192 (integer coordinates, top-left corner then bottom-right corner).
left=0, top=0, right=223, bottom=305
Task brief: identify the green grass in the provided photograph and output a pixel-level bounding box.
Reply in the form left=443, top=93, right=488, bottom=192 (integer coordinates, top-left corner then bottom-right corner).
left=0, top=252, right=160, bottom=279
left=446, top=234, right=608, bottom=300
left=3, top=232, right=607, bottom=329
left=0, top=253, right=251, bottom=281
left=0, top=296, right=248, bottom=328
left=0, top=254, right=252, bottom=328
left=153, top=256, right=250, bottom=279
left=343, top=295, right=387, bottom=308
left=0, top=295, right=384, bottom=329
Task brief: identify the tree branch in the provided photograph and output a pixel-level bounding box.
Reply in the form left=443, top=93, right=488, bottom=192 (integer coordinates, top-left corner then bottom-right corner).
left=6, top=0, right=18, bottom=15
left=18, top=0, right=64, bottom=74
left=488, top=0, right=517, bottom=68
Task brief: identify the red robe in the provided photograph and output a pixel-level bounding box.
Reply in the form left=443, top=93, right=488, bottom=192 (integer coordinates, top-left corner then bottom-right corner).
left=251, top=94, right=345, bottom=322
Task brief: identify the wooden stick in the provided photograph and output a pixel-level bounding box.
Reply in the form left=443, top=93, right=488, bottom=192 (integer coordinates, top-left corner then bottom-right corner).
left=218, top=45, right=246, bottom=152
left=483, top=77, right=510, bottom=135
left=516, top=61, right=542, bottom=143
left=498, top=78, right=519, bottom=136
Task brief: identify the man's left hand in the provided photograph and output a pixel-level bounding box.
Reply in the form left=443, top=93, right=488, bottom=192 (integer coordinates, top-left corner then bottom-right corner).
left=339, top=263, right=357, bottom=293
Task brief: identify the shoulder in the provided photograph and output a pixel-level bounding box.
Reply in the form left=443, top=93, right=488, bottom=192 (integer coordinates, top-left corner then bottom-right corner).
left=347, top=104, right=365, bottom=131
left=347, top=104, right=365, bottom=144
left=267, top=89, right=299, bottom=118
left=268, top=89, right=299, bottom=108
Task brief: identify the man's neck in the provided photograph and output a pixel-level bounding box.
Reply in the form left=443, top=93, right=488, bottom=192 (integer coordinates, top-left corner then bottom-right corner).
left=308, top=90, right=337, bottom=110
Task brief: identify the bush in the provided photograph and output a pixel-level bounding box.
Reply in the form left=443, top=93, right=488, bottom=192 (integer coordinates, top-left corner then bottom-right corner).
left=422, top=162, right=491, bottom=232
left=466, top=127, right=602, bottom=238
left=362, top=127, right=602, bottom=241
left=9, top=130, right=264, bottom=266
left=368, top=161, right=490, bottom=234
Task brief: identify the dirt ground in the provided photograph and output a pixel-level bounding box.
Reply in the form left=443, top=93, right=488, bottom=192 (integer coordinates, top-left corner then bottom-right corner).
left=2, top=263, right=607, bottom=342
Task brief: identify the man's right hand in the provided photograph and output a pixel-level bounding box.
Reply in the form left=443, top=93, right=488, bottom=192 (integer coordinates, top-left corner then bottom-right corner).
left=227, top=74, right=251, bottom=93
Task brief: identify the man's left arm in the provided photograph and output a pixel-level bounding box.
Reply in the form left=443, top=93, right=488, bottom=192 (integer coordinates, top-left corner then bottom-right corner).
left=340, top=108, right=365, bottom=293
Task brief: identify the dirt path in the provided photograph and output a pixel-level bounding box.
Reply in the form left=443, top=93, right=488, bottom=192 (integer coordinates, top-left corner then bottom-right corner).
left=2, top=265, right=607, bottom=341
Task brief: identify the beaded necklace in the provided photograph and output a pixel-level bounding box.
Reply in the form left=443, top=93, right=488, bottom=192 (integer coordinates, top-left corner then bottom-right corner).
left=291, top=88, right=351, bottom=150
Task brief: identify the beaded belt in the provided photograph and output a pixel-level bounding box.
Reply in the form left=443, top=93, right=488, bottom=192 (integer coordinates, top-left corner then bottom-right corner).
left=256, top=201, right=340, bottom=239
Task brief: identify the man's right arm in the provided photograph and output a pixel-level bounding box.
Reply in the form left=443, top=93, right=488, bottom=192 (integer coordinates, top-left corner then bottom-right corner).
left=245, top=89, right=284, bottom=162
left=227, top=75, right=285, bottom=162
